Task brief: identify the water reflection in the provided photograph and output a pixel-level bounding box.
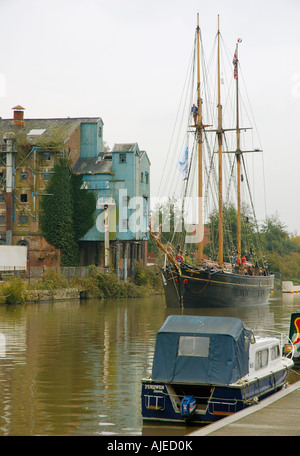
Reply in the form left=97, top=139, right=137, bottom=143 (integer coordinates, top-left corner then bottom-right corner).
left=0, top=292, right=299, bottom=435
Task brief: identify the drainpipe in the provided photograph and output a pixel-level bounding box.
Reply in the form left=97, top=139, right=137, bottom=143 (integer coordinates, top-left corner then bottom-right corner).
left=123, top=242, right=127, bottom=283
left=104, top=204, right=109, bottom=268
left=116, top=240, right=120, bottom=280
left=3, top=133, right=16, bottom=245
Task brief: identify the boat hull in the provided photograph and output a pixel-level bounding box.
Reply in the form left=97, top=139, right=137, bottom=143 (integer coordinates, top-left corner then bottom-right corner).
left=163, top=267, right=274, bottom=307
left=141, top=368, right=288, bottom=424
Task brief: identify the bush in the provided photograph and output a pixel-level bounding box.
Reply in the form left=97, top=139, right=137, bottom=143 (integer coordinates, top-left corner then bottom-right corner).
left=74, top=266, right=160, bottom=299
left=134, top=262, right=162, bottom=289
left=97, top=272, right=127, bottom=298
left=30, top=269, right=68, bottom=290
left=2, top=277, right=25, bottom=304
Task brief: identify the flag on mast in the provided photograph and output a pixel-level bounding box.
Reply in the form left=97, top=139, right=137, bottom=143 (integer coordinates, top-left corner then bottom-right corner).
left=176, top=141, right=189, bottom=179
left=233, top=50, right=237, bottom=79
left=233, top=38, right=242, bottom=80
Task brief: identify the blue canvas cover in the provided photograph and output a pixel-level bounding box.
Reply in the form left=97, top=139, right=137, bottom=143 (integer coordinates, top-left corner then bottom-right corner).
left=152, top=315, right=252, bottom=385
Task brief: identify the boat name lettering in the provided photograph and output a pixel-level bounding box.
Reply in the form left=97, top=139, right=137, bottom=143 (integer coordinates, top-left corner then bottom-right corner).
left=145, top=384, right=164, bottom=391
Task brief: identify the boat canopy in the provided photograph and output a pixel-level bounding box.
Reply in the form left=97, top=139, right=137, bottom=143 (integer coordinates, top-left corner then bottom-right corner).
left=152, top=315, right=252, bottom=385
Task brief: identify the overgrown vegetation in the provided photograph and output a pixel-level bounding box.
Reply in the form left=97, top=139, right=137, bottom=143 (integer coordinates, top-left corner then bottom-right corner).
left=75, top=264, right=162, bottom=298
left=0, top=277, right=26, bottom=304
left=0, top=264, right=162, bottom=305
left=39, top=158, right=97, bottom=266
left=208, top=210, right=300, bottom=280
left=260, top=214, right=300, bottom=280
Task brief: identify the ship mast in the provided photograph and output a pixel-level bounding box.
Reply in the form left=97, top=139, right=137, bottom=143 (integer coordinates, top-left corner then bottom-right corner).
left=217, top=15, right=223, bottom=266
left=196, top=13, right=203, bottom=263
left=234, top=39, right=242, bottom=264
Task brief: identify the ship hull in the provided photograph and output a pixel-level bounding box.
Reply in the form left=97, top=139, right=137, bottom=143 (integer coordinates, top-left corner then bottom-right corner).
left=162, top=266, right=274, bottom=307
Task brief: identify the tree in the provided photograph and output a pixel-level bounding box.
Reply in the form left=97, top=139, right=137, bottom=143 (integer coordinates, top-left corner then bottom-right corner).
left=39, top=158, right=96, bottom=266
left=205, top=203, right=258, bottom=262
left=71, top=174, right=97, bottom=241
left=260, top=214, right=300, bottom=255
left=148, top=197, right=191, bottom=255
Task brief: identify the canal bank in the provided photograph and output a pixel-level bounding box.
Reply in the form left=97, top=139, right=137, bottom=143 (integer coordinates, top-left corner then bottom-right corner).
left=25, top=287, right=81, bottom=303
left=189, top=379, right=300, bottom=436
left=0, top=265, right=163, bottom=304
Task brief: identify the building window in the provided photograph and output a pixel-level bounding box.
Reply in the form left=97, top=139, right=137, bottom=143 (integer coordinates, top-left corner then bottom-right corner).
left=98, top=126, right=102, bottom=137
left=20, top=172, right=28, bottom=181
left=42, top=152, right=51, bottom=160
left=20, top=194, right=28, bottom=202
left=43, top=172, right=50, bottom=180
left=0, top=215, right=5, bottom=225
left=122, top=219, right=129, bottom=230
left=119, top=153, right=126, bottom=163
left=19, top=215, right=29, bottom=225
left=143, top=197, right=148, bottom=216
left=145, top=172, right=149, bottom=184
left=0, top=194, right=4, bottom=202
left=141, top=172, right=144, bottom=182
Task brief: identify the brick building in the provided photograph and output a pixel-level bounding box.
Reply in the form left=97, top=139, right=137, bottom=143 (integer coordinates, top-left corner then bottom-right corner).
left=0, top=106, right=103, bottom=267
left=0, top=106, right=150, bottom=274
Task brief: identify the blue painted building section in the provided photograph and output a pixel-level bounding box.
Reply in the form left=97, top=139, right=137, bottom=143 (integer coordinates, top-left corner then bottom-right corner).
left=80, top=120, right=103, bottom=158
left=73, top=136, right=150, bottom=244
left=112, top=143, right=150, bottom=243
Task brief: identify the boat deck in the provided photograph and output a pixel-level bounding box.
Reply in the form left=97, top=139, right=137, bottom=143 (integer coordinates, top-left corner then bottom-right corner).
left=189, top=380, right=300, bottom=436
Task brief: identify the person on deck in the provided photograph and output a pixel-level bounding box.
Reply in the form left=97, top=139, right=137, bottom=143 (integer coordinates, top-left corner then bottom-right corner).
left=175, top=255, right=183, bottom=262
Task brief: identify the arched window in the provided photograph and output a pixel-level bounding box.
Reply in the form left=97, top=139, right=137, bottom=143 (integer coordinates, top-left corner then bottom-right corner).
left=17, top=239, right=29, bottom=259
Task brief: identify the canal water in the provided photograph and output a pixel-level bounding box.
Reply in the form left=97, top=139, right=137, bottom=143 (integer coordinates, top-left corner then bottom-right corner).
left=0, top=292, right=299, bottom=436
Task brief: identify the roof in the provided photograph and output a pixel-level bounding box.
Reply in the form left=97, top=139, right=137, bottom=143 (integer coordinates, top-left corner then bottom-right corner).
left=112, top=143, right=138, bottom=152
left=72, top=154, right=112, bottom=175
left=151, top=315, right=252, bottom=385
left=12, top=105, right=25, bottom=110
left=0, top=117, right=102, bottom=145
left=112, top=143, right=151, bottom=165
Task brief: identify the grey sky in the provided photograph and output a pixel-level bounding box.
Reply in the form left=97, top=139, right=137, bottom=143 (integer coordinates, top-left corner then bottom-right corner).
left=0, top=0, right=299, bottom=232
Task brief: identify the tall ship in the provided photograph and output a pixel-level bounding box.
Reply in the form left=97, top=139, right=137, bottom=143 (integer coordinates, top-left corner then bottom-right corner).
left=150, top=16, right=274, bottom=308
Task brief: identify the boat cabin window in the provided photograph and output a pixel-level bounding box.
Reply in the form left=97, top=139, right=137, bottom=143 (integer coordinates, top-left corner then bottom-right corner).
left=255, top=349, right=268, bottom=370
left=178, top=336, right=210, bottom=357
left=270, top=345, right=280, bottom=361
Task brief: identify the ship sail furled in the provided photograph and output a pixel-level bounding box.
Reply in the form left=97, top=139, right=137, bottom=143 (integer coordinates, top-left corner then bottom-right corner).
left=151, top=15, right=273, bottom=308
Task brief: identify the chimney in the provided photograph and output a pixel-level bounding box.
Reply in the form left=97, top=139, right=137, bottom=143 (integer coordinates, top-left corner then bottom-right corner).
left=12, top=105, right=25, bottom=126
